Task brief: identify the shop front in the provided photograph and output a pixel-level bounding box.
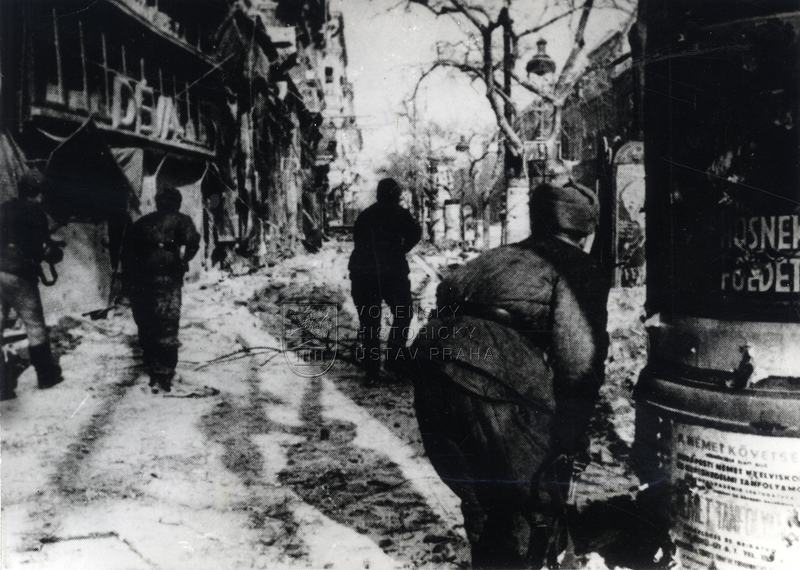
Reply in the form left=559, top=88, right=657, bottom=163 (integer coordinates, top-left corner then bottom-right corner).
left=1, top=0, right=230, bottom=317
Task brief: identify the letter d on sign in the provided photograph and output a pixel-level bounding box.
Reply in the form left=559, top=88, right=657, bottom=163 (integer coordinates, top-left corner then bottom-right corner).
left=112, top=76, right=136, bottom=129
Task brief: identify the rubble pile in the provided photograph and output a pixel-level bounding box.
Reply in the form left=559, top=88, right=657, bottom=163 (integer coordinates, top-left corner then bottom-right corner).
left=603, top=286, right=647, bottom=447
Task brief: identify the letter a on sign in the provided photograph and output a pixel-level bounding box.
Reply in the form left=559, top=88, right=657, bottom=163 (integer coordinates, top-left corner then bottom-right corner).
left=155, top=96, right=183, bottom=140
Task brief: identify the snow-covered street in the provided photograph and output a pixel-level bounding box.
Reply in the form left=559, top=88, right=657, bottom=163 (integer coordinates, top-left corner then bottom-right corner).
left=1, top=241, right=647, bottom=569
left=1, top=242, right=470, bottom=569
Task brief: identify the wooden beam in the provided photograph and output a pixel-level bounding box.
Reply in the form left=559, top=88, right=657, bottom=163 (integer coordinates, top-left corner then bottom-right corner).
left=79, top=20, right=88, bottom=107
left=102, top=33, right=110, bottom=111
left=52, top=8, right=64, bottom=104
left=23, top=5, right=36, bottom=117
left=185, top=80, right=192, bottom=133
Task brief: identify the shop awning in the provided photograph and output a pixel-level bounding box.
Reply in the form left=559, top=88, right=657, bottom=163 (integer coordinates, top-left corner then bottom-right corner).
left=0, top=130, right=30, bottom=203
left=45, top=119, right=134, bottom=222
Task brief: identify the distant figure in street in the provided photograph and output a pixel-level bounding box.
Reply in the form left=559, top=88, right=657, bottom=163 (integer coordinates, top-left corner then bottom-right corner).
left=123, top=187, right=200, bottom=393
left=0, top=171, right=64, bottom=400
left=349, top=178, right=422, bottom=384
left=413, top=180, right=609, bottom=568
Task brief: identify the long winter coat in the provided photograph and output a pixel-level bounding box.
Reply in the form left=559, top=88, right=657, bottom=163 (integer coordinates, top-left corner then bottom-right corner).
left=348, top=202, right=421, bottom=277
left=413, top=236, right=610, bottom=526
left=122, top=211, right=200, bottom=286
left=0, top=199, right=51, bottom=279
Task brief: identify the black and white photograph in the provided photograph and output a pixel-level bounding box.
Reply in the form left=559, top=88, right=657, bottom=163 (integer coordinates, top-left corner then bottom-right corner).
left=1, top=0, right=798, bottom=568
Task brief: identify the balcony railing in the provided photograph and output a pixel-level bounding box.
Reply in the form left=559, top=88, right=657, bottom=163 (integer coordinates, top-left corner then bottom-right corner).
left=113, top=0, right=208, bottom=56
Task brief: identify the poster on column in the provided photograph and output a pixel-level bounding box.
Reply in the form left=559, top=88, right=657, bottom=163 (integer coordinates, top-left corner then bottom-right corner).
left=670, top=423, right=800, bottom=569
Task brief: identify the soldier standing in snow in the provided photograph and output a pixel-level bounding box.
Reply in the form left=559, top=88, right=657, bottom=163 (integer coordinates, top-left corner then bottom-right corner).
left=0, top=171, right=65, bottom=400
left=123, top=187, right=200, bottom=394
left=413, top=180, right=609, bottom=568
left=349, top=178, right=422, bottom=384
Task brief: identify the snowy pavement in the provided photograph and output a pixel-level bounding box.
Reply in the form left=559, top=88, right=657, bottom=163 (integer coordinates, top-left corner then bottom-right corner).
left=0, top=243, right=468, bottom=569
left=1, top=241, right=647, bottom=569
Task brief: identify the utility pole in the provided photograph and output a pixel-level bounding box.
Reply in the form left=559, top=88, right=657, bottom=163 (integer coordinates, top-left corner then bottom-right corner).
left=500, top=7, right=530, bottom=245
left=499, top=7, right=513, bottom=244
left=501, top=7, right=514, bottom=162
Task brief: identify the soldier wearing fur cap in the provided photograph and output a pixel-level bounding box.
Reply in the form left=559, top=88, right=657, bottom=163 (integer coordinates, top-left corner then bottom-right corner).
left=413, top=177, right=609, bottom=568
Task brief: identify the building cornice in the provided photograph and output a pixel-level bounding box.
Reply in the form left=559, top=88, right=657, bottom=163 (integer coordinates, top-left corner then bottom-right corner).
left=105, top=0, right=218, bottom=66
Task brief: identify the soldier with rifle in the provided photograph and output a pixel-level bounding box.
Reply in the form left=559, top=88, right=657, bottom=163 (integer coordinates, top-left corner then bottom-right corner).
left=0, top=171, right=65, bottom=400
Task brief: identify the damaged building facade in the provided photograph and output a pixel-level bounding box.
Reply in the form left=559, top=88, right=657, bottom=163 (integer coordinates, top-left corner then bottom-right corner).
left=0, top=0, right=360, bottom=317
left=0, top=0, right=230, bottom=317
left=318, top=11, right=363, bottom=230
left=221, top=0, right=363, bottom=255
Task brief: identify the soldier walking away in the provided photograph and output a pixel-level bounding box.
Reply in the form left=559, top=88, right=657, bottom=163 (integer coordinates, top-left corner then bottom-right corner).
left=349, top=178, right=421, bottom=385
left=0, top=171, right=65, bottom=400
left=123, top=187, right=200, bottom=394
left=413, top=180, right=609, bottom=568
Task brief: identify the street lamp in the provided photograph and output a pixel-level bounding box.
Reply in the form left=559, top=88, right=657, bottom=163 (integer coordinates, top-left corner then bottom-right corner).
left=528, top=140, right=549, bottom=184
left=526, top=38, right=556, bottom=79
left=525, top=39, right=556, bottom=184
left=454, top=135, right=474, bottom=245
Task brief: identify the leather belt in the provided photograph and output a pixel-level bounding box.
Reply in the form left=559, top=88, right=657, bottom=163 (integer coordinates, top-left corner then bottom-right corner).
left=456, top=302, right=516, bottom=328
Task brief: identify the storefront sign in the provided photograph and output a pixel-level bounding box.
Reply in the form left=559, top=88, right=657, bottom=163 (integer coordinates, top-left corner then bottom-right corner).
left=111, top=75, right=202, bottom=146
left=670, top=423, right=800, bottom=569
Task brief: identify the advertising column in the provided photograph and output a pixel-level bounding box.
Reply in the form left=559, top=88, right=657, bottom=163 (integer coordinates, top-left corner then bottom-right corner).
left=635, top=3, right=800, bottom=569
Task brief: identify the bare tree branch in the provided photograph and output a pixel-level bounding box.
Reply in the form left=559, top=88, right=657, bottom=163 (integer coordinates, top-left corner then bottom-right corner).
left=467, top=133, right=497, bottom=178
left=406, top=0, right=490, bottom=31
left=398, top=0, right=635, bottom=157
left=517, top=3, right=585, bottom=39
left=480, top=28, right=524, bottom=155
left=449, top=0, right=492, bottom=31
left=406, top=0, right=462, bottom=18
left=409, top=58, right=485, bottom=104
left=509, top=69, right=556, bottom=103
left=555, top=3, right=636, bottom=101
left=554, top=0, right=595, bottom=98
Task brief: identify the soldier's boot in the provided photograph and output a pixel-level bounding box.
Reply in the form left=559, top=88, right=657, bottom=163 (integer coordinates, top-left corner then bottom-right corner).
left=29, top=343, right=64, bottom=389
left=471, top=513, right=524, bottom=569
left=147, top=373, right=173, bottom=394
left=1, top=350, right=18, bottom=400
left=363, top=357, right=381, bottom=387
left=151, top=369, right=174, bottom=394
left=384, top=344, right=411, bottom=376
left=159, top=376, right=172, bottom=393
